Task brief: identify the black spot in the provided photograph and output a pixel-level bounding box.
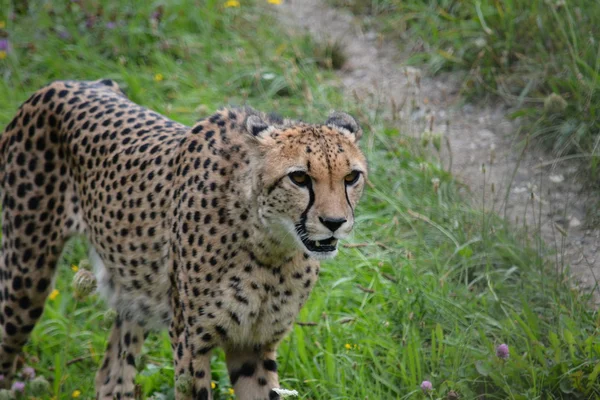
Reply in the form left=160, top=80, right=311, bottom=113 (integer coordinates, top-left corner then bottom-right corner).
left=42, top=88, right=56, bottom=103
left=29, top=307, right=44, bottom=319
left=126, top=353, right=135, bottom=366
left=11, top=276, right=23, bottom=291
left=37, top=278, right=50, bottom=293
left=34, top=173, right=45, bottom=186
left=263, top=359, right=277, bottom=372
left=16, top=153, right=26, bottom=166
left=197, top=387, right=209, bottom=400
left=230, top=362, right=256, bottom=385
left=27, top=196, right=40, bottom=211
left=177, top=342, right=183, bottom=359
left=1, top=345, right=15, bottom=354
left=21, top=325, right=35, bottom=333
left=269, top=390, right=281, bottom=400
left=5, top=323, right=17, bottom=336
left=18, top=296, right=31, bottom=309
left=206, top=323, right=225, bottom=340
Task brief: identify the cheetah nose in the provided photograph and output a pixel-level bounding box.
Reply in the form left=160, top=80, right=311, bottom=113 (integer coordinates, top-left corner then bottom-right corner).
left=319, top=217, right=347, bottom=232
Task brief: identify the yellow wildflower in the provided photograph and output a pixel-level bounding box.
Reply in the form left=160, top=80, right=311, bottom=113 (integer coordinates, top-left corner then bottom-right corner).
left=72, top=390, right=81, bottom=398
left=0, top=21, right=5, bottom=29
left=211, top=381, right=216, bottom=389
left=275, top=43, right=287, bottom=56
left=267, top=0, right=282, bottom=4
left=71, top=265, right=79, bottom=272
left=224, top=0, right=240, bottom=7
left=0, top=51, right=6, bottom=60
left=344, top=343, right=352, bottom=350
left=153, top=73, right=164, bottom=82
left=48, top=289, right=59, bottom=301
left=228, top=388, right=235, bottom=395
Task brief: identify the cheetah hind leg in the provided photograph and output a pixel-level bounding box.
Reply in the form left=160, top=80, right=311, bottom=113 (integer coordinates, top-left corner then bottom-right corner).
left=0, top=210, right=67, bottom=388
left=95, top=315, right=146, bottom=400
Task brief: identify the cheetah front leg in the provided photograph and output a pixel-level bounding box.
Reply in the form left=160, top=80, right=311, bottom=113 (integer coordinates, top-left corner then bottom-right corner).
left=95, top=315, right=146, bottom=400
left=225, top=346, right=281, bottom=400
left=169, top=302, right=213, bottom=400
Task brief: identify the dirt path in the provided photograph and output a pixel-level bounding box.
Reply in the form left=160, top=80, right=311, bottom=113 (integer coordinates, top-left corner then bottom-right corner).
left=279, top=0, right=599, bottom=304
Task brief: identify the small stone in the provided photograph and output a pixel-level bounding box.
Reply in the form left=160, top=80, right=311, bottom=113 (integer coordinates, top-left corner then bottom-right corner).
left=447, top=390, right=460, bottom=399
left=549, top=174, right=564, bottom=183
left=569, top=217, right=581, bottom=228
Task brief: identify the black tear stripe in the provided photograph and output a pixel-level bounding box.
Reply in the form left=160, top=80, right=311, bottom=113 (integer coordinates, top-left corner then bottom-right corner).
left=344, top=186, right=354, bottom=216
left=295, top=179, right=314, bottom=238
left=344, top=157, right=355, bottom=217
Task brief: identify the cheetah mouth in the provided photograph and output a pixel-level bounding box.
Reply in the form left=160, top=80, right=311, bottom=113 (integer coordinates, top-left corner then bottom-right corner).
left=302, top=236, right=338, bottom=253
left=295, top=224, right=339, bottom=254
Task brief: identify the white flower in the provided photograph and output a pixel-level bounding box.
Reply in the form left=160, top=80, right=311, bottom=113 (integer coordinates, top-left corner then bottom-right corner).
left=272, top=388, right=299, bottom=398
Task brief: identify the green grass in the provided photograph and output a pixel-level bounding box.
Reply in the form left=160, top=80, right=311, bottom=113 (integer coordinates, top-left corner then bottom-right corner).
left=1, top=0, right=599, bottom=399
left=333, top=0, right=600, bottom=186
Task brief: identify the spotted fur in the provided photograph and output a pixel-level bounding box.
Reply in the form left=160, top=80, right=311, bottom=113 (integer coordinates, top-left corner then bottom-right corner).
left=0, top=80, right=367, bottom=400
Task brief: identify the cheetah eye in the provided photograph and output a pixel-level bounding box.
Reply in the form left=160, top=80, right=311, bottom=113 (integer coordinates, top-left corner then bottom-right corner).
left=288, top=171, right=310, bottom=187
left=344, top=171, right=361, bottom=186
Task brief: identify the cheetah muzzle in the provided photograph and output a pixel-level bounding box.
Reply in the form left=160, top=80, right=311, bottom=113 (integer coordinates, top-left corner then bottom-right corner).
left=0, top=80, right=367, bottom=400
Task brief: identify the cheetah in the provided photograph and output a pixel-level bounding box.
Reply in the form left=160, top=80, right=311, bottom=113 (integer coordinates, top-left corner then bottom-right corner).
left=0, top=79, right=367, bottom=399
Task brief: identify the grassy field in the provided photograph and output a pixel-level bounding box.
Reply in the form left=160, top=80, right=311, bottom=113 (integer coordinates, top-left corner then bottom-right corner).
left=332, top=0, right=600, bottom=192
left=0, top=1, right=599, bottom=399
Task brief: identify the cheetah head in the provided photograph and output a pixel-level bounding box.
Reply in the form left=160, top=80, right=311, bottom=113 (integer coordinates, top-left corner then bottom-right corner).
left=246, top=111, right=367, bottom=260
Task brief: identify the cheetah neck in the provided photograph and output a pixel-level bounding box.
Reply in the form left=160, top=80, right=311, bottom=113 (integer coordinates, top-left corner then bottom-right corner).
left=229, top=170, right=304, bottom=267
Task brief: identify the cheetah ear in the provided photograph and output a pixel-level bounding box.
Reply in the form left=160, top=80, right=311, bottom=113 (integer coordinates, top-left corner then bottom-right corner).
left=245, top=115, right=272, bottom=138
left=326, top=111, right=363, bottom=141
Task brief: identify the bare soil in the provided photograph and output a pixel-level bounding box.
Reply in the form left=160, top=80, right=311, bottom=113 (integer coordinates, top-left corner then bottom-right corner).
left=279, top=0, right=599, bottom=304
